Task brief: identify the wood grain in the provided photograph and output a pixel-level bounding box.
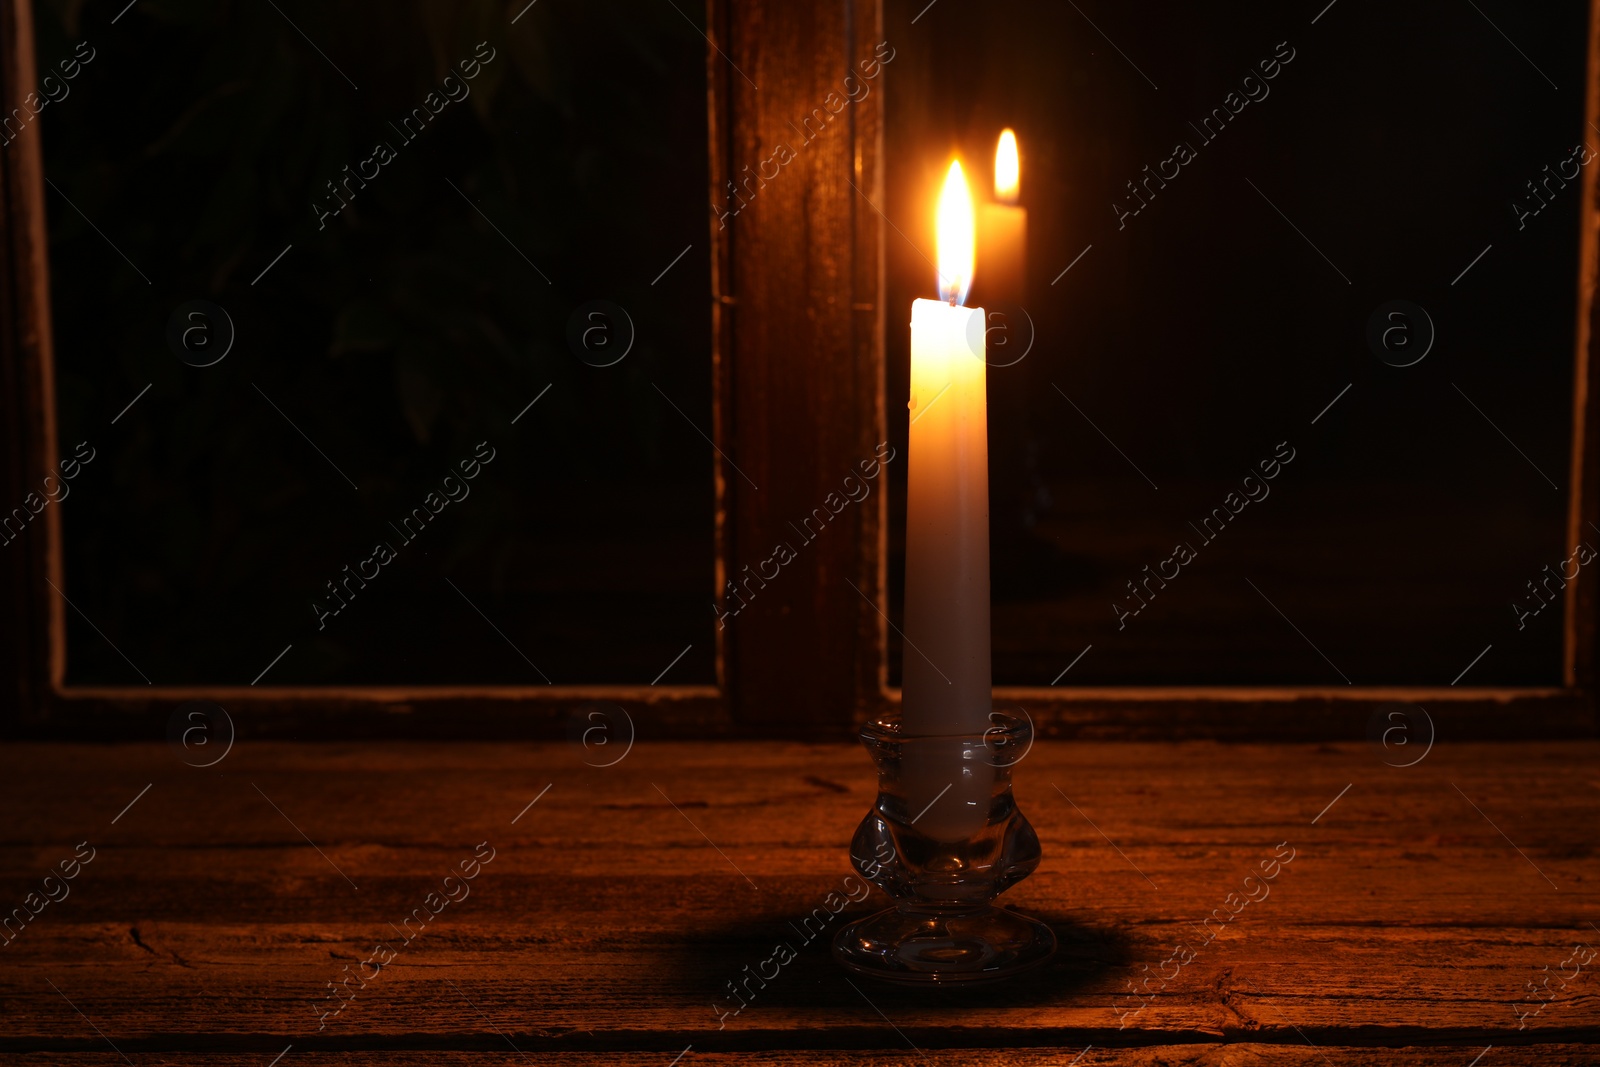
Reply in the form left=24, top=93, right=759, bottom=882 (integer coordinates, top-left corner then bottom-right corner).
left=717, top=0, right=887, bottom=733
left=0, top=740, right=1595, bottom=1064
left=4, top=1052, right=1600, bottom=1066
left=1566, top=0, right=1600, bottom=689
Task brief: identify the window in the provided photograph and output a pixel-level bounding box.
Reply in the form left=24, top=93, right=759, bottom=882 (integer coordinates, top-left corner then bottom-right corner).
left=2, top=0, right=1594, bottom=736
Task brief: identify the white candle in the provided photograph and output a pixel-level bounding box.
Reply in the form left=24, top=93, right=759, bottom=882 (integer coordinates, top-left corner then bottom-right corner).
left=902, top=160, right=993, bottom=842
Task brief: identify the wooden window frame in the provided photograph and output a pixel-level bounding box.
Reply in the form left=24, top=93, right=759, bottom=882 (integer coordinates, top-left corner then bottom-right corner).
left=2, top=0, right=1596, bottom=738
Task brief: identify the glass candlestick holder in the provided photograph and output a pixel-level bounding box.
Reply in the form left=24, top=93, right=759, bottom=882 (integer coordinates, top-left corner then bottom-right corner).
left=832, top=709, right=1056, bottom=984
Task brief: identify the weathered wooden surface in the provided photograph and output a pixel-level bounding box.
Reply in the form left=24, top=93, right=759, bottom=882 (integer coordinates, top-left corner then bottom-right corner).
left=7, top=1053, right=1600, bottom=1067
left=2, top=1054, right=1600, bottom=1067
left=1, top=741, right=1597, bottom=1065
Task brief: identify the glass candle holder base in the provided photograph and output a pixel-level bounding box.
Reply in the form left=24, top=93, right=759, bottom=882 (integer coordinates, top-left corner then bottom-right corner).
left=832, top=710, right=1057, bottom=984
left=834, top=903, right=1056, bottom=985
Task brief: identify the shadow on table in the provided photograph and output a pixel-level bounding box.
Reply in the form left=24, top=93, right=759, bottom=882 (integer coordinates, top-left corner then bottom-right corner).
left=656, top=907, right=1130, bottom=1018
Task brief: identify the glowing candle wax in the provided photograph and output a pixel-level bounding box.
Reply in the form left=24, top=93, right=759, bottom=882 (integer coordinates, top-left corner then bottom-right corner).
left=901, top=160, right=994, bottom=842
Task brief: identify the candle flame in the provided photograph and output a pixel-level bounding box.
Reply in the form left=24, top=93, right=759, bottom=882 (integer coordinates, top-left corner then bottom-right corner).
left=995, top=129, right=1019, bottom=204
left=936, top=159, right=975, bottom=305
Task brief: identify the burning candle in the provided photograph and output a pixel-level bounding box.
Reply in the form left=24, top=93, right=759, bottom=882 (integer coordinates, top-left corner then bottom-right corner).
left=975, top=129, right=1027, bottom=310
left=902, top=160, right=993, bottom=842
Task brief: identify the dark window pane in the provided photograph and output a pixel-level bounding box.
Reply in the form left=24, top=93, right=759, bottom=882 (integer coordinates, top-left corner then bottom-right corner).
left=886, top=0, right=1585, bottom=686
left=41, top=0, right=715, bottom=686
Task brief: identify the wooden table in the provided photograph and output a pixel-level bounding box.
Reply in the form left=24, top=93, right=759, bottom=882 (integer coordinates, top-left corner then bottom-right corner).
left=2, top=739, right=1597, bottom=1065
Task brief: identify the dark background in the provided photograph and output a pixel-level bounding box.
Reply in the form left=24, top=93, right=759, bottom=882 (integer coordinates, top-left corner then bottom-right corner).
left=885, top=0, right=1588, bottom=686
left=32, top=0, right=1592, bottom=691
left=37, top=0, right=716, bottom=686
